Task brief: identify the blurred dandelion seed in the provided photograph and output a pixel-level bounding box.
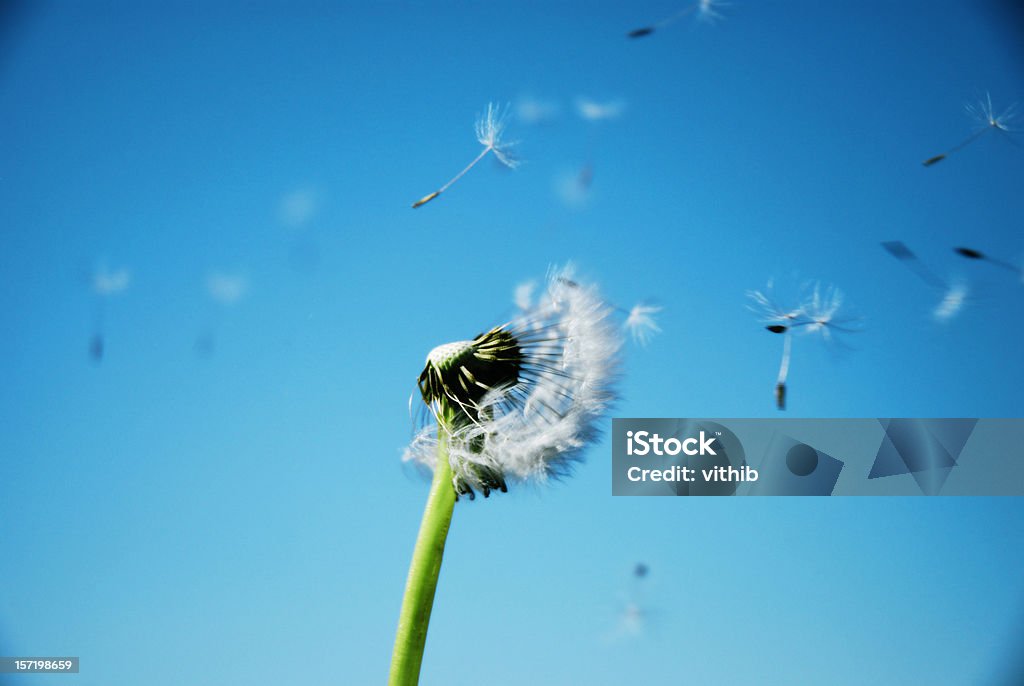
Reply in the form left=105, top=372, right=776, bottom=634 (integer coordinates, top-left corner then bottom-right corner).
left=575, top=97, right=625, bottom=122
left=206, top=272, right=249, bottom=306
left=195, top=272, right=249, bottom=357
left=412, top=102, right=520, bottom=208
left=934, top=282, right=968, bottom=322
left=923, top=93, right=1018, bottom=166
left=623, top=303, right=663, bottom=346
left=92, top=266, right=131, bottom=296
left=279, top=188, right=318, bottom=228
left=515, top=96, right=560, bottom=125
left=627, top=0, right=727, bottom=39
left=88, top=263, right=131, bottom=363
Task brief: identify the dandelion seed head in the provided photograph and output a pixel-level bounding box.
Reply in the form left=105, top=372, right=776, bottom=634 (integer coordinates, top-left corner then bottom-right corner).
left=475, top=102, right=520, bottom=169
left=624, top=303, right=662, bottom=346
left=934, top=282, right=968, bottom=322
left=405, top=264, right=621, bottom=498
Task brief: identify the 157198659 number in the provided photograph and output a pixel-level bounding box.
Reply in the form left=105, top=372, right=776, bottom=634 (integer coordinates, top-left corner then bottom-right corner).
left=0, top=657, right=80, bottom=673
left=16, top=660, right=75, bottom=670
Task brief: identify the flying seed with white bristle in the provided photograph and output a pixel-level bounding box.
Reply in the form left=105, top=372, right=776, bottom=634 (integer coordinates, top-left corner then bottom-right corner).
left=627, top=0, right=727, bottom=39
left=412, top=102, right=520, bottom=208
left=923, top=93, right=1018, bottom=166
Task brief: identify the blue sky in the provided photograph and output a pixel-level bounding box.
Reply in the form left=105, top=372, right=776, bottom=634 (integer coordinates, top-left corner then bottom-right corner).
left=1, top=1, right=1023, bottom=684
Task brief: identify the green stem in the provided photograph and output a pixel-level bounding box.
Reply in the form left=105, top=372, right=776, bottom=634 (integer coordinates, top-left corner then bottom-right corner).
left=388, top=420, right=457, bottom=686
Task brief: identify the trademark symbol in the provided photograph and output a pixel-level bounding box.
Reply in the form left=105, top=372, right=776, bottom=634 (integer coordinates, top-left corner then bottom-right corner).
left=715, top=431, right=722, bottom=436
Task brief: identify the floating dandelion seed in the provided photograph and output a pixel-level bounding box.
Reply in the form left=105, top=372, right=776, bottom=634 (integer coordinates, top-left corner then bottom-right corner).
left=515, top=96, right=560, bottom=125
left=923, top=93, right=1018, bottom=166
left=411, top=102, right=520, bottom=209
left=195, top=271, right=249, bottom=356
left=623, top=304, right=663, bottom=346
left=206, top=272, right=249, bottom=306
left=617, top=601, right=646, bottom=637
left=279, top=188, right=318, bottom=228
left=575, top=97, right=625, bottom=122
left=749, top=281, right=858, bottom=410
left=92, top=267, right=131, bottom=296
left=627, top=0, right=727, bottom=39
left=88, top=264, right=131, bottom=363
left=391, top=266, right=621, bottom=685
left=605, top=563, right=655, bottom=642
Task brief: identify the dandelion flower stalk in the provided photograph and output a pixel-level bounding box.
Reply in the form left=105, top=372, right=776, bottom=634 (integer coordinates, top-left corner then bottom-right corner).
left=388, top=409, right=456, bottom=686
left=389, top=266, right=619, bottom=684
left=412, top=102, right=519, bottom=208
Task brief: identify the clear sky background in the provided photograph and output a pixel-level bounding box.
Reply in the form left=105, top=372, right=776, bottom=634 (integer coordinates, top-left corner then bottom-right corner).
left=2, top=1, right=1023, bottom=684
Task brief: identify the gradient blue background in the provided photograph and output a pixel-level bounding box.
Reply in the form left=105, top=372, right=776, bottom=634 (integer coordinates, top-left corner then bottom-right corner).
left=2, top=1, right=1023, bottom=684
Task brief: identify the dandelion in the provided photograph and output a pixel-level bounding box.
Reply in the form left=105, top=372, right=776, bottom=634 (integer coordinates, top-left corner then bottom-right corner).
left=749, top=281, right=858, bottom=410
left=391, top=265, right=620, bottom=684
left=411, top=102, right=520, bottom=209
left=923, top=93, right=1018, bottom=166
left=627, top=0, right=727, bottom=39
